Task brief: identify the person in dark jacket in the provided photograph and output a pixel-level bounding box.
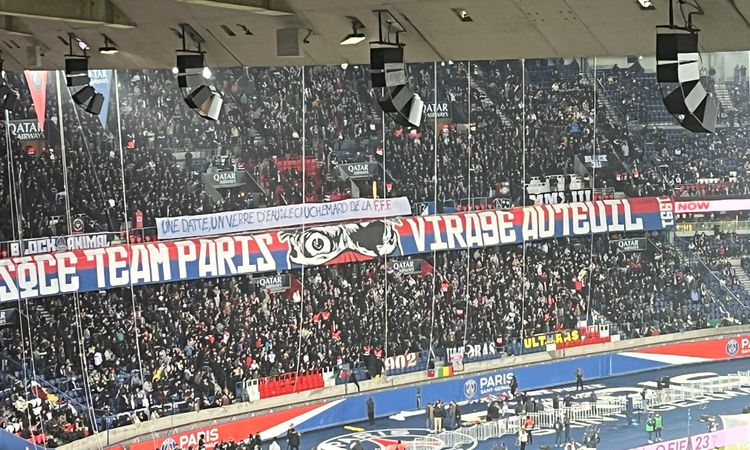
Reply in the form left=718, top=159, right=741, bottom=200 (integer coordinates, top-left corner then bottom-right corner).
left=350, top=371, right=360, bottom=392
left=287, top=426, right=300, bottom=450
left=509, top=376, right=518, bottom=396
left=554, top=417, right=564, bottom=448
left=366, top=397, right=375, bottom=425
left=575, top=368, right=584, bottom=391
left=433, top=401, right=446, bottom=432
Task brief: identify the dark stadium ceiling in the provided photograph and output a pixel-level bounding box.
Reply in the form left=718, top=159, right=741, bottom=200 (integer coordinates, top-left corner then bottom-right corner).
left=1, top=0, right=750, bottom=70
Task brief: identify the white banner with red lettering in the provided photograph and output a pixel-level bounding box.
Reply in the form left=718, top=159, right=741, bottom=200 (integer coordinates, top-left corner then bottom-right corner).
left=675, top=198, right=750, bottom=214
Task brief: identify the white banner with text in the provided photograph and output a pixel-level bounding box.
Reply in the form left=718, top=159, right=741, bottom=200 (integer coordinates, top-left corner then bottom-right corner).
left=156, top=197, right=413, bottom=239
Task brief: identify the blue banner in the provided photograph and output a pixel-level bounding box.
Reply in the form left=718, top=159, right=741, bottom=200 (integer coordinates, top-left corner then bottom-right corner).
left=88, top=69, right=112, bottom=127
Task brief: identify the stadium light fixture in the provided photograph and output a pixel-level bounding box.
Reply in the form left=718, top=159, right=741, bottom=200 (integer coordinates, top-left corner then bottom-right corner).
left=99, top=35, right=118, bottom=54
left=636, top=0, right=655, bottom=9
left=340, top=18, right=366, bottom=45
left=452, top=8, right=473, bottom=22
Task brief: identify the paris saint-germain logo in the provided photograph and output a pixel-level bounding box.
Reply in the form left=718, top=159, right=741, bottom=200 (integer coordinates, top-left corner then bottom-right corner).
left=160, top=438, right=178, bottom=450
left=726, top=339, right=739, bottom=356
left=464, top=379, right=477, bottom=399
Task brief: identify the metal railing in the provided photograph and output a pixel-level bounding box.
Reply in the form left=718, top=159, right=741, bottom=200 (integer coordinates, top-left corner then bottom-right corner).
left=409, top=370, right=750, bottom=449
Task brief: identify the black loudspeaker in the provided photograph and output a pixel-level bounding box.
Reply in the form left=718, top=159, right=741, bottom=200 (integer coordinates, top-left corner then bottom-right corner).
left=177, top=53, right=204, bottom=89
left=85, top=93, right=105, bottom=115
left=370, top=46, right=423, bottom=128
left=72, top=86, right=96, bottom=105
left=655, top=32, right=717, bottom=133
left=370, top=47, right=405, bottom=88
left=65, top=57, right=90, bottom=87
left=184, top=85, right=211, bottom=109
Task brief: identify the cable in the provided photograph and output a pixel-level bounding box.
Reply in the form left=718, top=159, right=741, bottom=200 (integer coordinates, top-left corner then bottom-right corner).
left=462, top=61, right=472, bottom=349
left=382, top=87, right=389, bottom=361
left=56, top=70, right=101, bottom=438
left=427, top=61, right=438, bottom=370
left=4, top=108, right=37, bottom=438
left=293, top=66, right=305, bottom=392
left=520, top=59, right=528, bottom=340
left=586, top=58, right=598, bottom=324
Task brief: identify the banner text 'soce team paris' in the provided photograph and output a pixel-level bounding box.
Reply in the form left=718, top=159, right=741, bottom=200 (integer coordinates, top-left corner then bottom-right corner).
left=0, top=196, right=673, bottom=302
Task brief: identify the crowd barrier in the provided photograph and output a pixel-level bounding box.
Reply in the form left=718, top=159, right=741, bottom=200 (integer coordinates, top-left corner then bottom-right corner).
left=408, top=370, right=750, bottom=448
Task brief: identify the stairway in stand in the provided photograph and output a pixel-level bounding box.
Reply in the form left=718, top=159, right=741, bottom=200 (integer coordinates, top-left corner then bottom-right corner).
left=728, top=257, right=750, bottom=292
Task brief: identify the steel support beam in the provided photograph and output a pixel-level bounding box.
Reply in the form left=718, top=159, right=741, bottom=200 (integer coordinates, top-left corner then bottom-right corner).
left=174, top=0, right=293, bottom=16
left=0, top=16, right=32, bottom=37
left=0, top=0, right=135, bottom=28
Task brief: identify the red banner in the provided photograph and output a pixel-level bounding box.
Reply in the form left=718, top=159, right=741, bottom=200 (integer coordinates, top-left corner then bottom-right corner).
left=638, top=335, right=750, bottom=359
left=128, top=403, right=323, bottom=450
left=23, top=71, right=47, bottom=131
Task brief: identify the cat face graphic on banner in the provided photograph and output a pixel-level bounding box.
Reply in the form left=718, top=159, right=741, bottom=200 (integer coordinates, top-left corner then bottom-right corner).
left=279, top=220, right=401, bottom=266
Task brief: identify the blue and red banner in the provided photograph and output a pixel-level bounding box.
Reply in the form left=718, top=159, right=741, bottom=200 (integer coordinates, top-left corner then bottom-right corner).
left=0, top=196, right=673, bottom=302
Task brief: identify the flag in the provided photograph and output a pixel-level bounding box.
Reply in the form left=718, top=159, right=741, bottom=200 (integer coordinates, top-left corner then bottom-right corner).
left=23, top=70, right=47, bottom=131
left=88, top=69, right=113, bottom=127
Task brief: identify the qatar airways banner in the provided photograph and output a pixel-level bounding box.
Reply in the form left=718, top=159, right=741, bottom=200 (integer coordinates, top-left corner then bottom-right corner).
left=675, top=198, right=750, bottom=214
left=0, top=197, right=672, bottom=302
left=155, top=197, right=413, bottom=239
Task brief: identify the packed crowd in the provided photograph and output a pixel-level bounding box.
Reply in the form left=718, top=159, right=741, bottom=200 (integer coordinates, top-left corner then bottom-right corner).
left=1, top=57, right=750, bottom=447
left=3, top=227, right=747, bottom=445
left=3, top=59, right=750, bottom=241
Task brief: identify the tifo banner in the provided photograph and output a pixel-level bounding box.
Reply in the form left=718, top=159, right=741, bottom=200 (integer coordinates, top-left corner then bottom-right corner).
left=88, top=69, right=112, bottom=127
left=613, top=238, right=647, bottom=253
left=529, top=189, right=592, bottom=205
left=446, top=342, right=499, bottom=361
left=23, top=71, right=47, bottom=131
left=522, top=329, right=582, bottom=353
left=384, top=351, right=424, bottom=372
left=8, top=232, right=116, bottom=257
left=156, top=197, right=413, bottom=240
left=0, top=196, right=672, bottom=302
left=675, top=198, right=750, bottom=214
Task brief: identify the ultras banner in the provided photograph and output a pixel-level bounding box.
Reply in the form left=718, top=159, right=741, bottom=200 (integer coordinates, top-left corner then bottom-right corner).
left=155, top=197, right=413, bottom=240
left=0, top=196, right=673, bottom=302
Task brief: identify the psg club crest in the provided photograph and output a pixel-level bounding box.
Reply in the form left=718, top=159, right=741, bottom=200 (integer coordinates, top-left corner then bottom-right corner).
left=160, top=438, right=178, bottom=450
left=317, top=428, right=476, bottom=450
left=463, top=379, right=477, bottom=399
left=726, top=339, right=739, bottom=356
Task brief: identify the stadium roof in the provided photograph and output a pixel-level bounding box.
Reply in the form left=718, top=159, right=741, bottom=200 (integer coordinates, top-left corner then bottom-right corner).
left=0, top=0, right=749, bottom=70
